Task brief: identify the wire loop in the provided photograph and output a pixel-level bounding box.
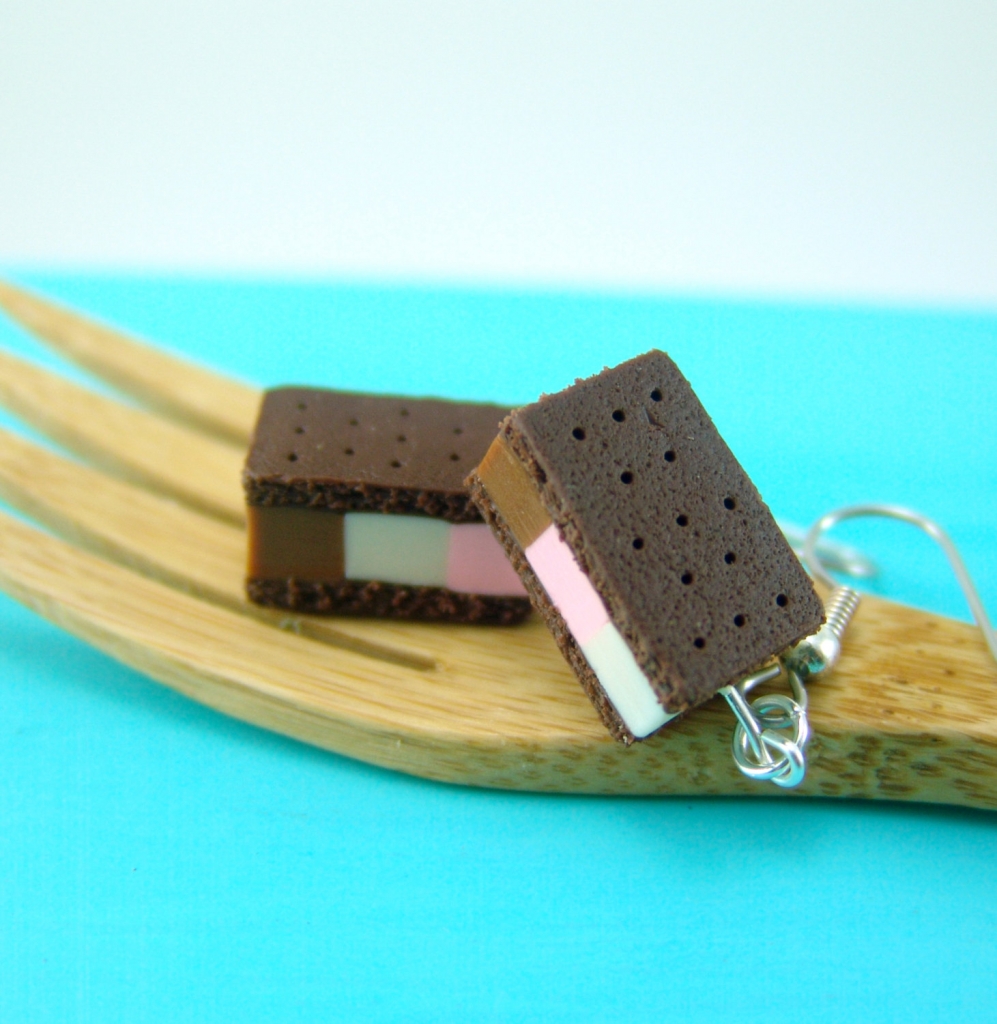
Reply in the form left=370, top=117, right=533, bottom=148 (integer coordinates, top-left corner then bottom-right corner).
left=803, top=504, right=997, bottom=666
left=721, top=665, right=810, bottom=788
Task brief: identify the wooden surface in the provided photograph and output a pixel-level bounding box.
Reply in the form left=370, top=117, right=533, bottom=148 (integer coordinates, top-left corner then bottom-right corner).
left=0, top=279, right=260, bottom=443
left=0, top=348, right=246, bottom=524
left=0, top=281, right=995, bottom=808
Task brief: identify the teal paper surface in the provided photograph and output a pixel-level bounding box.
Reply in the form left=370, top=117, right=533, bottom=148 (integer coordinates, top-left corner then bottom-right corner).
left=1, top=274, right=995, bottom=1022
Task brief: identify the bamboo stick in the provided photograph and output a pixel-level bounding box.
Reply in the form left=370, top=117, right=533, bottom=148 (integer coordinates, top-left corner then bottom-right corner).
left=0, top=349, right=245, bottom=524
left=0, top=280, right=260, bottom=444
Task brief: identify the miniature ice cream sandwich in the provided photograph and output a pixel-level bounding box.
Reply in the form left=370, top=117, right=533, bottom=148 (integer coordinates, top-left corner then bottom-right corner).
left=468, top=351, right=825, bottom=742
left=244, top=387, right=530, bottom=623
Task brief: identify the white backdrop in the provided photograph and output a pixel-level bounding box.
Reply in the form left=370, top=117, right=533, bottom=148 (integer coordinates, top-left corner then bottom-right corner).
left=1, top=1, right=994, bottom=306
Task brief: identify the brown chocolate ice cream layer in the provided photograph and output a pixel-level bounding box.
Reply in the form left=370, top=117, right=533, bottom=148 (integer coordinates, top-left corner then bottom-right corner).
left=485, top=350, right=825, bottom=718
left=243, top=387, right=510, bottom=523
left=474, top=432, right=551, bottom=549
left=247, top=506, right=345, bottom=580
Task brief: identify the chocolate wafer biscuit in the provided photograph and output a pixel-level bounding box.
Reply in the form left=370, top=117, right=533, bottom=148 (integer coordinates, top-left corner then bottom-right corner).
left=244, top=387, right=530, bottom=623
left=468, top=351, right=824, bottom=741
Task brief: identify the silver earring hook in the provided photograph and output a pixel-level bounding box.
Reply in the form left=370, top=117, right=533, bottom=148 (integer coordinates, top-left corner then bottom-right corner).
left=777, top=519, right=878, bottom=581
left=803, top=503, right=997, bottom=667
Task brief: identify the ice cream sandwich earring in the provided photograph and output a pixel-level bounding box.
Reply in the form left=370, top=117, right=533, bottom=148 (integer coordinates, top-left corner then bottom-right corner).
left=469, top=352, right=997, bottom=790
left=243, top=387, right=530, bottom=623
left=468, top=350, right=827, bottom=748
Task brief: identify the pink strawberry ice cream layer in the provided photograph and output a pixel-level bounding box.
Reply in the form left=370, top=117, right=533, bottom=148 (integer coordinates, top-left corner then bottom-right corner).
left=446, top=524, right=528, bottom=597
left=522, top=522, right=609, bottom=645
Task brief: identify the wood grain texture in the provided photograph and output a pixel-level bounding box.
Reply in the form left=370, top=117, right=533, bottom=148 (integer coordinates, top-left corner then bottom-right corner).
left=0, top=282, right=994, bottom=808
left=0, top=280, right=260, bottom=444
left=0, top=349, right=246, bottom=524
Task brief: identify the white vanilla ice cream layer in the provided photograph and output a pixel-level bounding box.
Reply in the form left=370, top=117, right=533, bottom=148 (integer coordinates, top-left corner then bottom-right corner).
left=344, top=513, right=526, bottom=596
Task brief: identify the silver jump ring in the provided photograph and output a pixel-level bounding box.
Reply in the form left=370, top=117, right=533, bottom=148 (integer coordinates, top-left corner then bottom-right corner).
left=732, top=692, right=809, bottom=788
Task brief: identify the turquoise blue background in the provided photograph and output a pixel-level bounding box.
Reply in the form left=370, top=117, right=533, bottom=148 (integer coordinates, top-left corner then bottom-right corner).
left=1, top=274, right=995, bottom=1021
